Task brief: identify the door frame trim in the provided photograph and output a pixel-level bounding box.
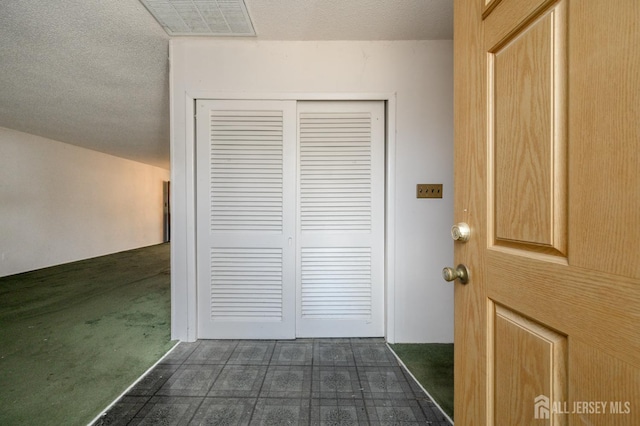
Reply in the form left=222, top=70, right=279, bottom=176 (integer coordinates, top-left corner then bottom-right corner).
left=172, top=91, right=397, bottom=342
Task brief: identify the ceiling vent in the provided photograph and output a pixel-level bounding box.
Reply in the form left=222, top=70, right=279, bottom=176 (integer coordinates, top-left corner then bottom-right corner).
left=139, top=0, right=255, bottom=36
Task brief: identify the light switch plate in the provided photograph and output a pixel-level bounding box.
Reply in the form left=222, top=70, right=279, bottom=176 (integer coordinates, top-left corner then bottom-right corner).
left=417, top=184, right=443, bottom=199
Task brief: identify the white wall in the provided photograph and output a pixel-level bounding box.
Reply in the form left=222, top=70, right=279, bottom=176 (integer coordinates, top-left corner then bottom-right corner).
left=0, top=127, right=170, bottom=277
left=170, top=40, right=453, bottom=343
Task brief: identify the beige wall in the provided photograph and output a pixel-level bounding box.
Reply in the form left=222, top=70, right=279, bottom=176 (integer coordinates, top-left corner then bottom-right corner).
left=0, top=126, right=170, bottom=277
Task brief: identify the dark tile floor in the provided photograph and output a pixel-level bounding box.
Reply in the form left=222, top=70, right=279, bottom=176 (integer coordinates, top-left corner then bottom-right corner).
left=93, top=338, right=452, bottom=425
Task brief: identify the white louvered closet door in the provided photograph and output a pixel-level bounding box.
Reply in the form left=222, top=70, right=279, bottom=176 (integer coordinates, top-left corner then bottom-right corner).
left=196, top=100, right=296, bottom=339
left=296, top=101, right=385, bottom=337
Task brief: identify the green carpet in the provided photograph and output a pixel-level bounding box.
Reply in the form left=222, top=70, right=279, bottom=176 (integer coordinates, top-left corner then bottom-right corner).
left=0, top=244, right=175, bottom=426
left=390, top=343, right=454, bottom=419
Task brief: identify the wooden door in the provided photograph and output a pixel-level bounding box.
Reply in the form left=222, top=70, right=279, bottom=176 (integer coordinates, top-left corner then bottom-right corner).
left=454, top=0, right=639, bottom=424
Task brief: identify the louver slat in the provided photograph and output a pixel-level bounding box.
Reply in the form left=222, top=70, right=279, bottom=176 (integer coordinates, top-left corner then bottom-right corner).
left=301, top=248, right=372, bottom=318
left=209, top=110, right=283, bottom=232
left=210, top=248, right=283, bottom=319
left=299, top=112, right=372, bottom=231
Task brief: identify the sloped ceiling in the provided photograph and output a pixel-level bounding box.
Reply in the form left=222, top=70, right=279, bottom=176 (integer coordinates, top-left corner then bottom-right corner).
left=0, top=1, right=452, bottom=170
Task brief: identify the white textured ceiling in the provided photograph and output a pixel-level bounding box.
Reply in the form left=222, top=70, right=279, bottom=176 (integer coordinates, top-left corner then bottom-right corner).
left=247, top=0, right=453, bottom=40
left=0, top=1, right=452, bottom=169
left=0, top=1, right=171, bottom=168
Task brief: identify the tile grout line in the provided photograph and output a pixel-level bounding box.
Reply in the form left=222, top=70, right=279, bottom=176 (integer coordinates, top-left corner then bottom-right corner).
left=179, top=345, right=196, bottom=419
left=244, top=340, right=274, bottom=424
left=309, top=340, right=315, bottom=425
left=350, top=338, right=373, bottom=425
left=183, top=340, right=233, bottom=425
left=148, top=341, right=203, bottom=422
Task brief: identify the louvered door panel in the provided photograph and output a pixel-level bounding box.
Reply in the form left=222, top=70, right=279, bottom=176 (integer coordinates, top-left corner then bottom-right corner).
left=296, top=101, right=385, bottom=338
left=210, top=248, right=282, bottom=319
left=196, top=100, right=296, bottom=339
left=300, top=112, right=372, bottom=231
left=301, top=248, right=371, bottom=318
left=210, top=110, right=283, bottom=232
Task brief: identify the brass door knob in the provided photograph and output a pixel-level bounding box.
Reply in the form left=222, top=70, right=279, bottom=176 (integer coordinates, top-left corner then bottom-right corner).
left=451, top=222, right=471, bottom=242
left=442, top=264, right=470, bottom=284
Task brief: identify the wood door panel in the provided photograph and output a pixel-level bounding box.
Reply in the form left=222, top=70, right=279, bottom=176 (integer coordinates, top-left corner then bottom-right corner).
left=488, top=1, right=567, bottom=254
left=568, top=1, right=640, bottom=279
left=570, top=340, right=639, bottom=424
left=492, top=304, right=567, bottom=425
left=484, top=0, right=557, bottom=38
left=487, top=250, right=640, bottom=369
